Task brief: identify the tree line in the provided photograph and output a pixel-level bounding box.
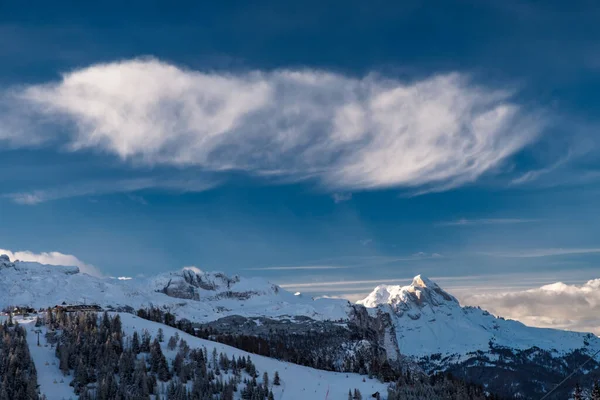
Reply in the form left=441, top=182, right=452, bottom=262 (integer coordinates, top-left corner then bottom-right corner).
left=0, top=319, right=39, bottom=400
left=135, top=306, right=499, bottom=399
left=43, top=310, right=281, bottom=400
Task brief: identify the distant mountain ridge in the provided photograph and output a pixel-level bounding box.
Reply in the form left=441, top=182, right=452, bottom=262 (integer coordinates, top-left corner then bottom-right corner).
left=0, top=254, right=351, bottom=322
left=2, top=253, right=599, bottom=398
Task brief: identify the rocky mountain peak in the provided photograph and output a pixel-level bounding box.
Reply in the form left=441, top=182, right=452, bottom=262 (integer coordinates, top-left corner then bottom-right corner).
left=0, top=254, right=16, bottom=270
left=358, top=275, right=458, bottom=311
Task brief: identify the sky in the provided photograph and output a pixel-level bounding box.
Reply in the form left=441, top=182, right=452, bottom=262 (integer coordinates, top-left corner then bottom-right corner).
left=2, top=0, right=600, bottom=331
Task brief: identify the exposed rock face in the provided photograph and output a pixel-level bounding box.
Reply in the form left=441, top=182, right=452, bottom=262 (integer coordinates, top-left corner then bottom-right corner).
left=0, top=254, right=15, bottom=270
left=159, top=277, right=200, bottom=300
left=349, top=304, right=401, bottom=362
left=164, top=269, right=284, bottom=303
left=196, top=304, right=411, bottom=376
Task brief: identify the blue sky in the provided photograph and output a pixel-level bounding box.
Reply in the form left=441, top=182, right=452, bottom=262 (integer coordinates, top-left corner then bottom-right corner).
left=2, top=0, right=600, bottom=300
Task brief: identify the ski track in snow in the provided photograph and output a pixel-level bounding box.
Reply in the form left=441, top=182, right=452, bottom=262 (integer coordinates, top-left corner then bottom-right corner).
left=0, top=316, right=77, bottom=400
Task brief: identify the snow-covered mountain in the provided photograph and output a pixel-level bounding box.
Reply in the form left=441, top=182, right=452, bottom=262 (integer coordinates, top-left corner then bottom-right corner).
left=3, top=253, right=600, bottom=398
left=0, top=254, right=350, bottom=322
left=358, top=274, right=599, bottom=357
left=358, top=274, right=600, bottom=398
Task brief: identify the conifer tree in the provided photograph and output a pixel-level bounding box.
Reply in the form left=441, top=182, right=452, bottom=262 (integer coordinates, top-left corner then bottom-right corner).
left=132, top=330, right=141, bottom=354
left=574, top=383, right=583, bottom=400
left=593, top=381, right=600, bottom=400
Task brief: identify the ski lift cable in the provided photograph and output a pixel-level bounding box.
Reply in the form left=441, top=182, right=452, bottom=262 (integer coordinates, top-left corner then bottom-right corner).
left=540, top=347, right=600, bottom=400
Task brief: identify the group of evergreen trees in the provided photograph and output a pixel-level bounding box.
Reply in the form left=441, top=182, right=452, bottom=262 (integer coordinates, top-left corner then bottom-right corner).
left=0, top=319, right=39, bottom=400
left=385, top=371, right=495, bottom=400
left=137, top=307, right=396, bottom=380
left=135, top=306, right=497, bottom=399
left=572, top=381, right=600, bottom=400
left=44, top=311, right=280, bottom=399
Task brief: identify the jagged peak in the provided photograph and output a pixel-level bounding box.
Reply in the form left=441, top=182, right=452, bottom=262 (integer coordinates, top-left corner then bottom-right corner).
left=182, top=265, right=204, bottom=275
left=0, top=254, right=15, bottom=269
left=411, top=274, right=436, bottom=288
left=358, top=274, right=458, bottom=311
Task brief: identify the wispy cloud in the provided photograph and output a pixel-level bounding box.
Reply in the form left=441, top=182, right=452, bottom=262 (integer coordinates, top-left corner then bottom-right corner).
left=245, top=265, right=349, bottom=271
left=510, top=155, right=570, bottom=185
left=4, top=177, right=217, bottom=205
left=483, top=247, right=600, bottom=258
left=332, top=192, right=352, bottom=203
left=127, top=194, right=148, bottom=205
left=437, top=218, right=538, bottom=226
left=1, top=58, right=542, bottom=194
left=280, top=278, right=411, bottom=289
left=247, top=252, right=443, bottom=271
left=412, top=251, right=444, bottom=258
left=0, top=248, right=102, bottom=277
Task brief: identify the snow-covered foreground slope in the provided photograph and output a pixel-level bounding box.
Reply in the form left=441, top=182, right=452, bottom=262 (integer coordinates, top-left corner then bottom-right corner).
left=118, top=313, right=388, bottom=400
left=358, top=275, right=600, bottom=359
left=16, top=313, right=388, bottom=400
left=18, top=318, right=76, bottom=400
left=0, top=255, right=350, bottom=323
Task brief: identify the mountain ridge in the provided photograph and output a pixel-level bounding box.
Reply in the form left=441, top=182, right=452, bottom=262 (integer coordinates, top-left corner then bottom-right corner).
left=2, top=253, right=600, bottom=398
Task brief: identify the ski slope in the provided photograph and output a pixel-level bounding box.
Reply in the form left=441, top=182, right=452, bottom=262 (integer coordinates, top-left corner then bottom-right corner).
left=13, top=313, right=388, bottom=400
left=118, top=312, right=388, bottom=400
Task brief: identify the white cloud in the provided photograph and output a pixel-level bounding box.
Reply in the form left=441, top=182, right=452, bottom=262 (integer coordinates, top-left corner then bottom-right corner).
left=483, top=248, right=600, bottom=258
left=245, top=265, right=349, bottom=271
left=461, top=279, right=600, bottom=335
left=0, top=248, right=102, bottom=277
left=510, top=148, right=575, bottom=186
left=280, top=278, right=410, bottom=290
left=5, top=176, right=217, bottom=205
left=437, top=218, right=538, bottom=226
left=3, top=58, right=542, bottom=193
left=332, top=193, right=352, bottom=203
left=127, top=194, right=148, bottom=205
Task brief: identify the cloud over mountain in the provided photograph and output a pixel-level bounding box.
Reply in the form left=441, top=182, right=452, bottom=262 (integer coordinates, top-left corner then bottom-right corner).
left=0, top=249, right=102, bottom=277
left=462, top=278, right=600, bottom=334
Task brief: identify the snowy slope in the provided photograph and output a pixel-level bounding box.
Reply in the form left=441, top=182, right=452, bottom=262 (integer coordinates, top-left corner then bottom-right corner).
left=0, top=254, right=350, bottom=323
left=358, top=275, right=600, bottom=359
left=4, top=252, right=600, bottom=372
left=16, top=313, right=388, bottom=400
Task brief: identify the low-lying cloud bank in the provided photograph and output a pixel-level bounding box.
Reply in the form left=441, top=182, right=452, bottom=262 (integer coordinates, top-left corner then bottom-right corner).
left=0, top=248, right=102, bottom=277
left=461, top=279, right=600, bottom=335
left=2, top=58, right=542, bottom=195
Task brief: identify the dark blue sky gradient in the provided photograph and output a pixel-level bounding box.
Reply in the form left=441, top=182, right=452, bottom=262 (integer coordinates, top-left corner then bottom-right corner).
left=1, top=0, right=600, bottom=294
